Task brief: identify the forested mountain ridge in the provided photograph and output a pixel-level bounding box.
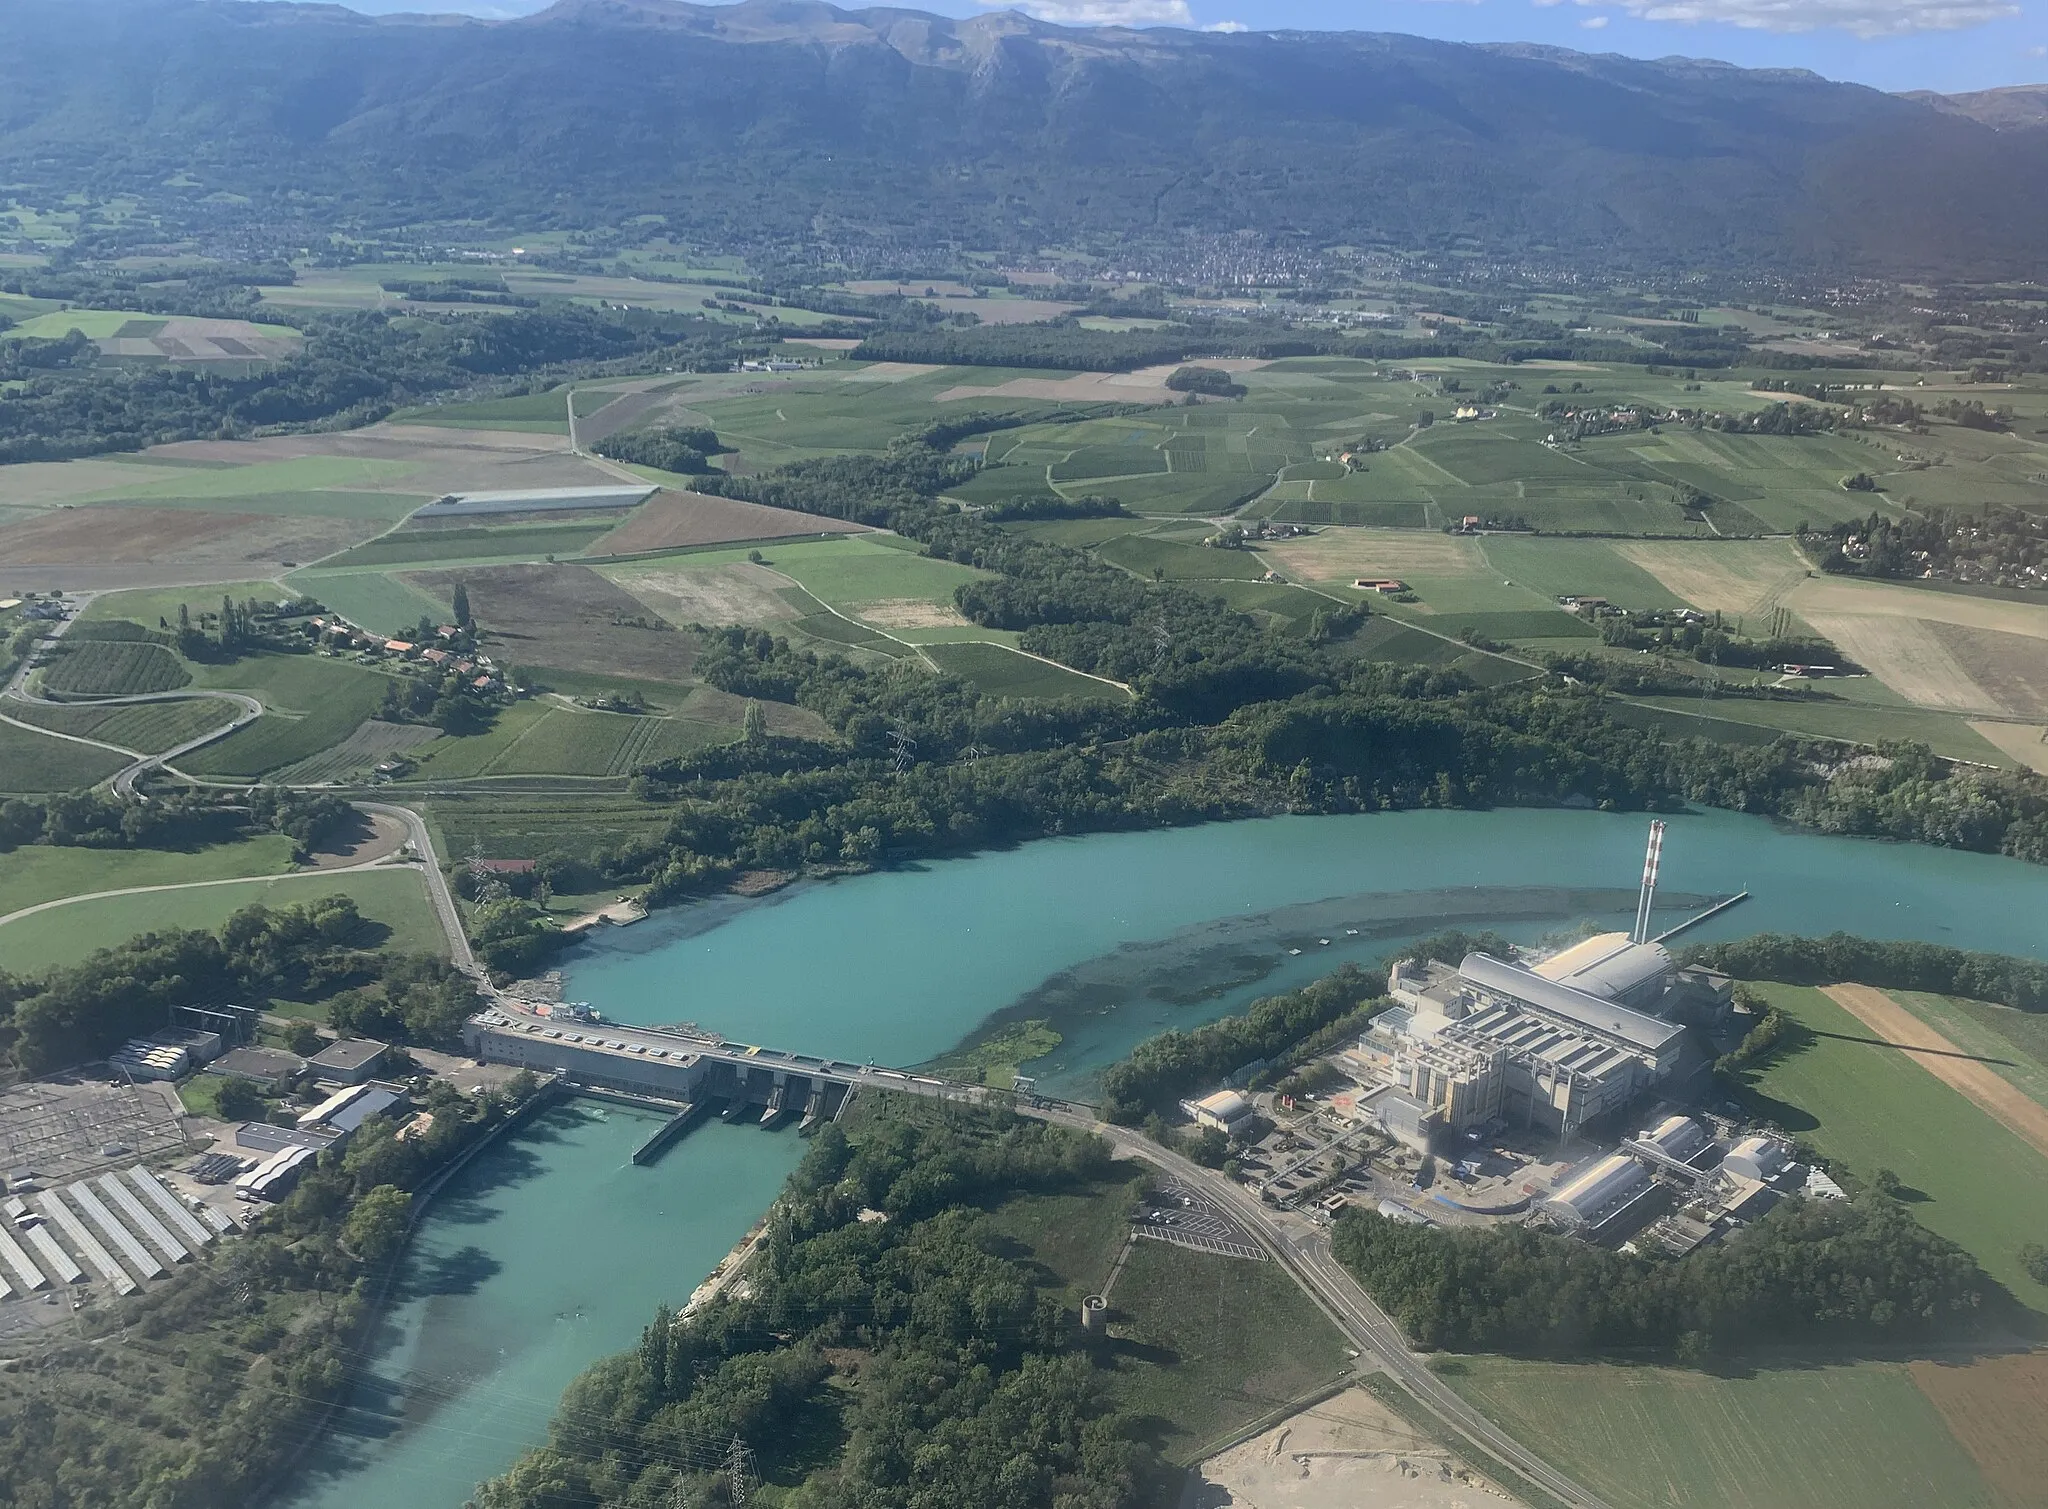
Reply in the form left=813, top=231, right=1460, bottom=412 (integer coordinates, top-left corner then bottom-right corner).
left=3, top=0, right=2046, bottom=275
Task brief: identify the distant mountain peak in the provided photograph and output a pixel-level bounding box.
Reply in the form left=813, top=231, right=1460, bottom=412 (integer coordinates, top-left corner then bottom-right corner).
left=1902, top=84, right=2048, bottom=131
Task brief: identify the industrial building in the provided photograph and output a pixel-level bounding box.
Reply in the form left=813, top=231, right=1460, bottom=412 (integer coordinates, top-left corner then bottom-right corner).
left=1363, top=947, right=1690, bottom=1142
left=306, top=1038, right=391, bottom=1085
left=1180, top=1090, right=1256, bottom=1135
left=412, top=484, right=656, bottom=519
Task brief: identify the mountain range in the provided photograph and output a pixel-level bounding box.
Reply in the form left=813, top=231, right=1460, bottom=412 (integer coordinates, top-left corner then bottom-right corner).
left=3, top=0, right=2046, bottom=276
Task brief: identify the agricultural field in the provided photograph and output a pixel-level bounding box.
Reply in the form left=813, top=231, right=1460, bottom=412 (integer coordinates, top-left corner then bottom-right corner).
left=409, top=702, right=728, bottom=778
left=0, top=866, right=444, bottom=977
left=403, top=562, right=700, bottom=682
left=287, top=569, right=450, bottom=636
left=0, top=834, right=298, bottom=920
left=317, top=521, right=617, bottom=570
left=409, top=788, right=679, bottom=864
left=923, top=642, right=1128, bottom=700
left=1744, top=983, right=2048, bottom=1303
left=1884, top=992, right=2048, bottom=1111
left=0, top=719, right=129, bottom=792
left=4, top=696, right=235, bottom=753
left=272, top=718, right=443, bottom=784
left=393, top=389, right=572, bottom=433
left=1444, top=1356, right=1993, bottom=1509
left=587, top=491, right=867, bottom=556
left=37, top=639, right=190, bottom=695
left=1909, top=1351, right=2048, bottom=1509
left=180, top=654, right=396, bottom=778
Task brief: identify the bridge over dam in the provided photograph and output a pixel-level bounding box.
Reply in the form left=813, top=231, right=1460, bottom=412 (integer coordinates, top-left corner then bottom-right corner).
left=462, top=1007, right=1014, bottom=1157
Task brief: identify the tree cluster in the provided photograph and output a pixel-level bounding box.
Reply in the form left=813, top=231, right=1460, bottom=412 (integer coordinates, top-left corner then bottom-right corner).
left=1682, top=931, right=2048, bottom=1012
left=0, top=897, right=477, bottom=1070
left=593, top=423, right=727, bottom=474
left=1333, top=1194, right=1996, bottom=1361
left=470, top=1100, right=1154, bottom=1509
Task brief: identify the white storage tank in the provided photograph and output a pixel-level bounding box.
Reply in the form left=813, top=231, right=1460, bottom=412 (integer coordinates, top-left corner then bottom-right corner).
left=1722, top=1135, right=1790, bottom=1182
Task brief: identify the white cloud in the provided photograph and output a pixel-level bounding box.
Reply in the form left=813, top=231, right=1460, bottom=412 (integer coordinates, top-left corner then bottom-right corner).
left=995, top=0, right=1196, bottom=23
left=1580, top=11, right=1611, bottom=22
left=1203, top=18, right=1250, bottom=30
left=1573, top=0, right=2017, bottom=36
left=2029, top=41, right=2048, bottom=53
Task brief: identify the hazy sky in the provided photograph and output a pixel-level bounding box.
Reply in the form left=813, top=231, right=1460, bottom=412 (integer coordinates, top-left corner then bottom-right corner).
left=315, top=0, right=2048, bottom=93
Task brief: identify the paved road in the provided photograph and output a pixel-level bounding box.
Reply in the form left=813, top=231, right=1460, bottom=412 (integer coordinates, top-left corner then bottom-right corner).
left=1039, top=1109, right=1610, bottom=1509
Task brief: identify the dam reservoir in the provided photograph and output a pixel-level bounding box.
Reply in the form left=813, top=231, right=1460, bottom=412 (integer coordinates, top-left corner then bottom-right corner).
left=281, top=806, right=2048, bottom=1507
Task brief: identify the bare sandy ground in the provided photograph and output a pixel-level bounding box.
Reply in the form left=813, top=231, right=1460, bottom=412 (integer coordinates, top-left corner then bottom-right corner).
left=857, top=599, right=970, bottom=629
left=0, top=505, right=376, bottom=571
left=1822, top=984, right=2048, bottom=1160
left=1934, top=622, right=2048, bottom=720
left=611, top=561, right=798, bottom=627
left=1261, top=531, right=1486, bottom=583
left=1967, top=721, right=2048, bottom=775
left=307, top=811, right=409, bottom=870
left=841, top=362, right=947, bottom=382
left=1783, top=576, right=2048, bottom=643
left=1193, top=1386, right=1520, bottom=1509
left=592, top=491, right=864, bottom=555
left=1613, top=540, right=1809, bottom=619
left=1800, top=612, right=2000, bottom=713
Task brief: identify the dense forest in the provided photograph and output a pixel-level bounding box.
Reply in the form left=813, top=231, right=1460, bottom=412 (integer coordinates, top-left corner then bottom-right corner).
left=0, top=897, right=475, bottom=1071
left=470, top=1099, right=1157, bottom=1509
left=1333, top=1195, right=1999, bottom=1361
left=1683, top=932, right=2048, bottom=1011
left=5, top=1, right=2047, bottom=277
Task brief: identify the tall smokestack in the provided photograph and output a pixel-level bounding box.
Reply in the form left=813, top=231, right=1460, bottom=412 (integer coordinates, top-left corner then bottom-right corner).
left=1633, top=820, right=1665, bottom=944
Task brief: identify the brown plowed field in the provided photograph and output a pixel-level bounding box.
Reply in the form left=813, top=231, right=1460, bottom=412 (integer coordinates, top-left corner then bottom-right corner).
left=1909, top=1351, right=2048, bottom=1509
left=1821, top=984, right=2048, bottom=1159
left=404, top=562, right=699, bottom=683
left=0, top=506, right=375, bottom=568
left=591, top=491, right=865, bottom=555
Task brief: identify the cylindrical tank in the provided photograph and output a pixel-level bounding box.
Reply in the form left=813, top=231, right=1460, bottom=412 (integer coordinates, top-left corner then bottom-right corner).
left=1722, top=1135, right=1789, bottom=1182
left=1081, top=1295, right=1107, bottom=1332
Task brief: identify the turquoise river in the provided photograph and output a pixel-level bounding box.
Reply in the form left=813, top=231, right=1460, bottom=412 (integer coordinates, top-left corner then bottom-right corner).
left=280, top=807, right=2048, bottom=1507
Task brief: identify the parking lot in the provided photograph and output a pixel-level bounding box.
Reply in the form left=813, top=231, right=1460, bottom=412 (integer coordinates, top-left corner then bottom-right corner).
left=1134, top=1180, right=1266, bottom=1261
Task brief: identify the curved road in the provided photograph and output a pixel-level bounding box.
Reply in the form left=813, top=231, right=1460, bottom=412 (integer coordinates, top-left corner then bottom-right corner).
left=1049, top=1111, right=1610, bottom=1509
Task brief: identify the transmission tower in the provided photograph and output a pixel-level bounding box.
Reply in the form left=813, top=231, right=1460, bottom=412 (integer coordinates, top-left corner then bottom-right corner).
left=466, top=840, right=508, bottom=904
left=887, top=726, right=917, bottom=775
left=725, top=1436, right=758, bottom=1509
left=1149, top=612, right=1172, bottom=667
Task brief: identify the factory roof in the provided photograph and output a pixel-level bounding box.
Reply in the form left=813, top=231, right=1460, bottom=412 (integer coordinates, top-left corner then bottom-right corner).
left=307, top=1038, right=389, bottom=1073
left=1193, top=1090, right=1253, bottom=1122
left=327, top=1086, right=405, bottom=1135
left=209, top=1046, right=306, bottom=1082
left=1532, top=934, right=1672, bottom=1001
left=1458, top=954, right=1685, bottom=1055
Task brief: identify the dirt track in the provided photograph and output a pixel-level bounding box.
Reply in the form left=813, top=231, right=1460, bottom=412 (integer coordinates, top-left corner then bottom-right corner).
left=1821, top=984, right=2048, bottom=1160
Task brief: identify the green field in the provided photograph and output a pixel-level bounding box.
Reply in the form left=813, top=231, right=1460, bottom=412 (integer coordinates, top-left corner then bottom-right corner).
left=286, top=569, right=453, bottom=636
left=392, top=389, right=571, bottom=432
left=0, top=834, right=298, bottom=920
left=1095, top=534, right=1272, bottom=582
left=1480, top=537, right=1689, bottom=609
left=1887, top=992, right=2048, bottom=1112
left=978, top=1179, right=1352, bottom=1464
left=1746, top=983, right=2048, bottom=1302
left=39, top=640, right=190, bottom=695
left=0, top=866, right=444, bottom=977
left=0, top=722, right=128, bottom=791
left=316, top=522, right=613, bottom=570
left=1632, top=695, right=2007, bottom=765
left=82, top=581, right=291, bottom=626
left=1, top=309, right=299, bottom=341
left=412, top=788, right=677, bottom=862
left=654, top=534, right=992, bottom=611
left=180, top=654, right=394, bottom=777
left=922, top=642, right=1127, bottom=700
left=1445, top=1356, right=1990, bottom=1509
left=4, top=697, right=236, bottom=753
left=80, top=455, right=418, bottom=506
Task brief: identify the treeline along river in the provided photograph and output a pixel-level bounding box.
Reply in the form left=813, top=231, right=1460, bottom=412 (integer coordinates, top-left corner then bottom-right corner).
left=280, top=806, right=2048, bottom=1508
